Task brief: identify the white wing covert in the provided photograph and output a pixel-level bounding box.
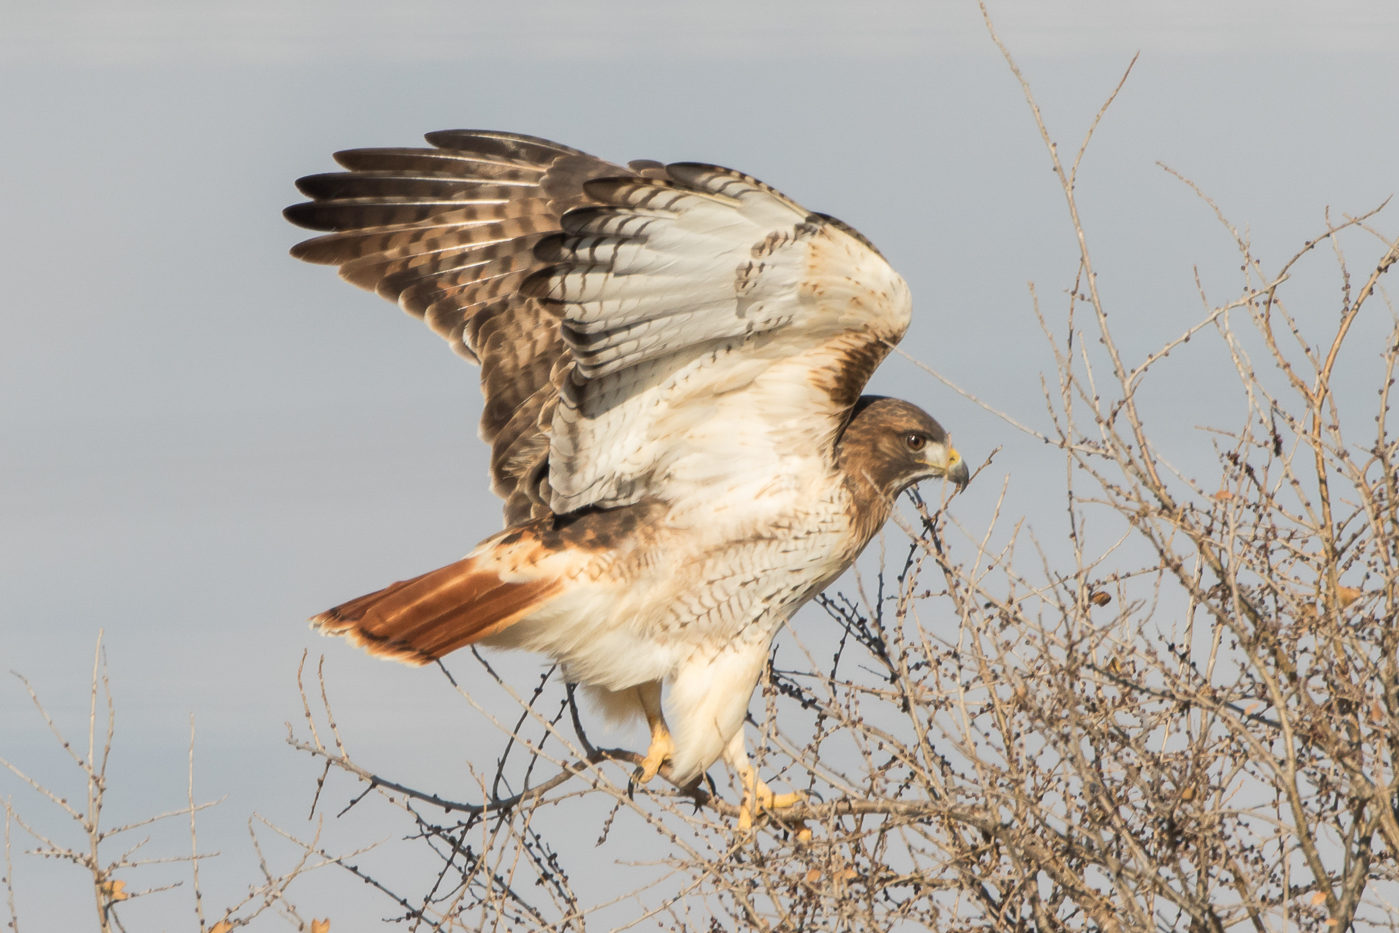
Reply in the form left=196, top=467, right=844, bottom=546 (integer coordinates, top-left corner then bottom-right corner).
left=535, top=163, right=911, bottom=514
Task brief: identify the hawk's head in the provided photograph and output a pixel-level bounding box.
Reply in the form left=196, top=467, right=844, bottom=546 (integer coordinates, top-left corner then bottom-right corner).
left=838, top=396, right=968, bottom=501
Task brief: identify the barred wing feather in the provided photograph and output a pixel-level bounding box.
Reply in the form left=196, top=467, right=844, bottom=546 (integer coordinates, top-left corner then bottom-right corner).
left=285, top=131, right=911, bottom=522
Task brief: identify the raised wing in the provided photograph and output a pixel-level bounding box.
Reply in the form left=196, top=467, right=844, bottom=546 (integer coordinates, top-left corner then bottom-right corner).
left=285, top=131, right=911, bottom=523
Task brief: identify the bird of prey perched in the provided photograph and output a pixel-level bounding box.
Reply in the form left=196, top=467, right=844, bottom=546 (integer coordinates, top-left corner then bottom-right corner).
left=285, top=131, right=968, bottom=826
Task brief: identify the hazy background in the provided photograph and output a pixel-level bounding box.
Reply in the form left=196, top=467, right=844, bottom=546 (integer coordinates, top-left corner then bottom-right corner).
left=4, top=0, right=1397, bottom=927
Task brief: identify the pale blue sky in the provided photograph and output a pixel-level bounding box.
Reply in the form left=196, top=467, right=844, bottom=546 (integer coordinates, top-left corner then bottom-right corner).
left=3, top=1, right=1397, bottom=927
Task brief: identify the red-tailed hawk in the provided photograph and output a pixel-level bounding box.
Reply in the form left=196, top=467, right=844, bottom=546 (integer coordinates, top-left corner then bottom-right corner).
left=285, top=131, right=968, bottom=825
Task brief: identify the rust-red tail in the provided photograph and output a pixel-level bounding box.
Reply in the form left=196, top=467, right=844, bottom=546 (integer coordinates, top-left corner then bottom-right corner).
left=311, top=553, right=562, bottom=664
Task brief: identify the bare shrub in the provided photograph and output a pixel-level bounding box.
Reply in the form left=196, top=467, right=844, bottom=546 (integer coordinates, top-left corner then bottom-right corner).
left=0, top=635, right=329, bottom=932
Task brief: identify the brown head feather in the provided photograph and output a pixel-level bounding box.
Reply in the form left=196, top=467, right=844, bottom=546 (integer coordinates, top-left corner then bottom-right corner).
left=837, top=396, right=966, bottom=547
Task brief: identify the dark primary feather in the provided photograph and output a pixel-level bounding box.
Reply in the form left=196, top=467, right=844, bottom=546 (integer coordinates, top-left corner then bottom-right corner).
left=287, top=132, right=626, bottom=521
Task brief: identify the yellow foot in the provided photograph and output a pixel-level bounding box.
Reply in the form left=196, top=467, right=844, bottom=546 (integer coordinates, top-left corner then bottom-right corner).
left=632, top=728, right=674, bottom=785
left=631, top=682, right=673, bottom=786
left=737, top=778, right=806, bottom=831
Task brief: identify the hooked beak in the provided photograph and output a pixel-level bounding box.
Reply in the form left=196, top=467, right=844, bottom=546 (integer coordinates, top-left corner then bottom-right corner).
left=944, top=447, right=970, bottom=491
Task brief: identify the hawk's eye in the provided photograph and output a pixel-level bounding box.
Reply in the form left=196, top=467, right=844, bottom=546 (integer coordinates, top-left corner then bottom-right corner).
left=905, top=433, right=927, bottom=451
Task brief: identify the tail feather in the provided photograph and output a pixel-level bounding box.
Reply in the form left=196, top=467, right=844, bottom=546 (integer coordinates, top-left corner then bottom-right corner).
left=311, top=553, right=562, bottom=664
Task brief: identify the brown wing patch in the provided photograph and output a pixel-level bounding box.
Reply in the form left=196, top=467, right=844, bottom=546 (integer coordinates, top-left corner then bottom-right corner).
left=799, top=227, right=909, bottom=413
left=807, top=332, right=898, bottom=413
